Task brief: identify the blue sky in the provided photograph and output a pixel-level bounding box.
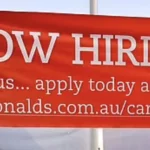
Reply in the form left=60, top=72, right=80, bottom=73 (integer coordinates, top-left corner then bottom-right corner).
left=0, top=0, right=150, bottom=17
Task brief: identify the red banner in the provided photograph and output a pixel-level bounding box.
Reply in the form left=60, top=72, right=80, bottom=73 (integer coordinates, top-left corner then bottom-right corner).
left=0, top=11, right=150, bottom=127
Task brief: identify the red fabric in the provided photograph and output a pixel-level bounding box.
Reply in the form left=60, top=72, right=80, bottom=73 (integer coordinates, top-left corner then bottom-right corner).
left=0, top=11, right=149, bottom=127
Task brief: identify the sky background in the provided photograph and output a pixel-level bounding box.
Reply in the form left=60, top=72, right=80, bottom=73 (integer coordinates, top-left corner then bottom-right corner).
left=0, top=0, right=150, bottom=17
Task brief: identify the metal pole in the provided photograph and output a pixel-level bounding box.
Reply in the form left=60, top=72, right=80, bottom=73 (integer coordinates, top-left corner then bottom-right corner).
left=91, top=128, right=104, bottom=150
left=90, top=1, right=104, bottom=149
left=90, top=0, right=98, bottom=14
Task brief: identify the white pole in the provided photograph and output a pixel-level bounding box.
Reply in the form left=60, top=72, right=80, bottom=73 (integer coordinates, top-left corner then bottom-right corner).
left=90, top=1, right=104, bottom=150
left=91, top=128, right=104, bottom=150
left=90, top=0, right=98, bottom=14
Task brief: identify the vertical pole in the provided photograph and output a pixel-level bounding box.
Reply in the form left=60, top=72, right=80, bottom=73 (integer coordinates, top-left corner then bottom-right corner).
left=90, top=0, right=98, bottom=14
left=90, top=0, right=104, bottom=150
left=91, top=128, right=104, bottom=150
